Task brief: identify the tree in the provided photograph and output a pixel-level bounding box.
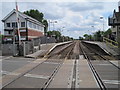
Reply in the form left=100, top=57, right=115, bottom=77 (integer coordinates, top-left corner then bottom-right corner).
left=104, top=28, right=112, bottom=39
left=42, top=19, right=48, bottom=35
left=24, top=9, right=44, bottom=22
left=95, top=31, right=102, bottom=41
left=79, top=36, right=83, bottom=40
left=47, top=30, right=61, bottom=38
left=83, top=34, right=89, bottom=40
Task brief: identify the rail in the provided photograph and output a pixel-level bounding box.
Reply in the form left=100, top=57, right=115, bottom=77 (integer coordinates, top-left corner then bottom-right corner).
left=41, top=42, right=75, bottom=90
left=2, top=42, right=74, bottom=89
left=79, top=42, right=107, bottom=90
left=83, top=42, right=120, bottom=69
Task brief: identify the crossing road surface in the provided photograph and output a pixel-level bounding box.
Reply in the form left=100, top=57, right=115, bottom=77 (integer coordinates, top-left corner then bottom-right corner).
left=1, top=41, right=120, bottom=89
left=2, top=57, right=35, bottom=76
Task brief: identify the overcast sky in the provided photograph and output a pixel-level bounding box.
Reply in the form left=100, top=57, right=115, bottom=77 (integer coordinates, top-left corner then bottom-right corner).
left=0, top=0, right=119, bottom=39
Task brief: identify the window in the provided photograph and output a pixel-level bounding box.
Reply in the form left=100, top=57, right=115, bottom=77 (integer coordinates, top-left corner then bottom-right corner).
left=21, top=22, right=25, bottom=27
left=12, top=22, right=17, bottom=28
left=37, top=25, right=39, bottom=30
left=35, top=25, right=37, bottom=29
left=29, top=22, right=32, bottom=28
left=6, top=23, right=10, bottom=27
left=41, top=27, right=44, bottom=32
left=39, top=26, right=41, bottom=30
left=33, top=24, right=36, bottom=29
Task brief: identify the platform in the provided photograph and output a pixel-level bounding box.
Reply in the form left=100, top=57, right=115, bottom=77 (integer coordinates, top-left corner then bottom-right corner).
left=25, top=41, right=72, bottom=58
left=83, top=41, right=119, bottom=56
left=25, top=43, right=56, bottom=58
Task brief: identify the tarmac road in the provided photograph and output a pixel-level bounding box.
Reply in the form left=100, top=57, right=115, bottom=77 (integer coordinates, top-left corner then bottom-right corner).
left=2, top=42, right=75, bottom=88
left=91, top=60, right=119, bottom=88
left=2, top=57, right=35, bottom=76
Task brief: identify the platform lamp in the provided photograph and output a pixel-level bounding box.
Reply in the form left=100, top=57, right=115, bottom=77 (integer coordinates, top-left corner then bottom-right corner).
left=91, top=26, right=95, bottom=41
left=100, top=16, right=104, bottom=41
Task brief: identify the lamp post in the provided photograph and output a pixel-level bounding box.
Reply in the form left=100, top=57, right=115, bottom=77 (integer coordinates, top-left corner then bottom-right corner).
left=60, top=27, right=65, bottom=42
left=91, top=25, right=95, bottom=41
left=100, top=17, right=104, bottom=41
left=48, top=20, right=57, bottom=31
left=100, top=16, right=104, bottom=31
left=88, top=29, right=90, bottom=41
left=51, top=20, right=57, bottom=31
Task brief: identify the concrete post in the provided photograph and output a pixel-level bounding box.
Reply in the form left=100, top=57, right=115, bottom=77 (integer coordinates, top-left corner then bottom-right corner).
left=23, top=42, right=26, bottom=56
left=32, top=39, right=34, bottom=53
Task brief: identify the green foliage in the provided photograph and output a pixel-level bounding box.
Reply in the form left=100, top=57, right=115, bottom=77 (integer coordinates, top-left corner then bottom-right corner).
left=95, top=30, right=102, bottom=41
left=47, top=30, right=61, bottom=38
left=47, top=30, right=73, bottom=42
left=83, top=34, right=90, bottom=40
left=42, top=19, right=48, bottom=35
left=24, top=9, right=44, bottom=22
left=82, top=28, right=112, bottom=41
left=103, top=28, right=112, bottom=37
left=79, top=36, right=83, bottom=40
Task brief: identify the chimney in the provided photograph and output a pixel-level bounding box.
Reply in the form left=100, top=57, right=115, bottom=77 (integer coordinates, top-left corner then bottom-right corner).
left=118, top=1, right=120, bottom=12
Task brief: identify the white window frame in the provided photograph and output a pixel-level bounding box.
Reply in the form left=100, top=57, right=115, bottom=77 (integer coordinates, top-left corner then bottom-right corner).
left=21, top=22, right=25, bottom=28
left=6, top=22, right=11, bottom=28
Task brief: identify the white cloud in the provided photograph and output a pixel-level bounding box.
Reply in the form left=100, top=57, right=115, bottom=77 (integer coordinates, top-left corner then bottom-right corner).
left=0, top=1, right=118, bottom=39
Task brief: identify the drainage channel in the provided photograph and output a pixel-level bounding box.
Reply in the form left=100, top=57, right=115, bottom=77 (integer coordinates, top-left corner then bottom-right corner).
left=71, top=59, right=77, bottom=89
left=71, top=55, right=80, bottom=89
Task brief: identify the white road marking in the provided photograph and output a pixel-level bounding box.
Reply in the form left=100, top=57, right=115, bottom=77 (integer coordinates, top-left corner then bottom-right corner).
left=1, top=71, right=10, bottom=75
left=110, top=61, right=119, bottom=67
left=97, top=64, right=111, bottom=66
left=1, top=70, right=20, bottom=76
left=102, top=80, right=120, bottom=84
left=24, top=73, right=49, bottom=79
left=1, top=56, right=13, bottom=60
left=2, top=60, right=31, bottom=63
left=44, top=62, right=59, bottom=65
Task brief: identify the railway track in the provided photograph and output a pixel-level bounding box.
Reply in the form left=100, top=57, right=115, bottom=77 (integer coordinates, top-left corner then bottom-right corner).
left=42, top=42, right=75, bottom=89
left=80, top=41, right=119, bottom=89
left=82, top=42, right=120, bottom=69
left=2, top=42, right=75, bottom=89
left=2, top=41, right=119, bottom=89
left=80, top=42, right=107, bottom=90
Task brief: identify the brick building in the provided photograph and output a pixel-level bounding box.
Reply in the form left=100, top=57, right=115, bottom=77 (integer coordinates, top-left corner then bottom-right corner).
left=2, top=9, right=44, bottom=42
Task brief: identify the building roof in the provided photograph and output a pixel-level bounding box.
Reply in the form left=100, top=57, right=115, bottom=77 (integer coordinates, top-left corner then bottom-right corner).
left=114, top=12, right=120, bottom=20
left=2, top=9, right=44, bottom=27
left=112, top=10, right=120, bottom=21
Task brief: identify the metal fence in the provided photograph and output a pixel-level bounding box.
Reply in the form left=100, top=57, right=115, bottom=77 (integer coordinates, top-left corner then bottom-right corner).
left=103, top=37, right=118, bottom=48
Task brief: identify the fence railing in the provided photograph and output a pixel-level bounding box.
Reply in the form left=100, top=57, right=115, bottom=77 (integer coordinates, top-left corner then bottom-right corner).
left=103, top=37, right=118, bottom=48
